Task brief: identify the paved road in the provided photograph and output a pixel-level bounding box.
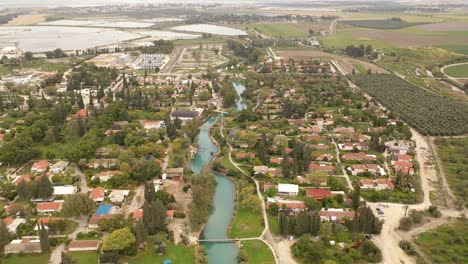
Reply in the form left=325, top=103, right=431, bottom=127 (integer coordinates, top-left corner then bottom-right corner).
left=49, top=216, right=89, bottom=264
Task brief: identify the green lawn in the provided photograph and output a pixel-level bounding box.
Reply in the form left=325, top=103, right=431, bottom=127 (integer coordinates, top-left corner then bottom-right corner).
left=234, top=23, right=312, bottom=38
left=444, top=64, right=468, bottom=78
left=242, top=240, right=275, bottom=264
left=68, top=252, right=100, bottom=264
left=124, top=237, right=195, bottom=264
left=229, top=206, right=264, bottom=238
left=415, top=220, right=468, bottom=263
left=1, top=253, right=50, bottom=264
left=353, top=63, right=367, bottom=74
left=173, top=36, right=227, bottom=46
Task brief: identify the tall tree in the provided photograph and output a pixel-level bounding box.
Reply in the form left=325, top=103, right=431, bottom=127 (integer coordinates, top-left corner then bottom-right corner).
left=0, top=220, right=11, bottom=256
left=39, top=223, right=50, bottom=253
left=36, top=176, right=53, bottom=199
left=281, top=151, right=291, bottom=178
left=62, top=193, right=95, bottom=217
left=352, top=181, right=361, bottom=211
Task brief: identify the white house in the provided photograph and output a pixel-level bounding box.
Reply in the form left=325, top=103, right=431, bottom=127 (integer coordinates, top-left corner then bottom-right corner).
left=108, top=190, right=130, bottom=203
left=141, top=120, right=166, bottom=130
left=53, top=185, right=77, bottom=196
left=278, top=184, right=299, bottom=196
left=50, top=161, right=69, bottom=174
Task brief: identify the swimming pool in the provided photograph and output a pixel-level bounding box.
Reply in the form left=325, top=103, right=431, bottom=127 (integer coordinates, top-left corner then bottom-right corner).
left=95, top=204, right=112, bottom=215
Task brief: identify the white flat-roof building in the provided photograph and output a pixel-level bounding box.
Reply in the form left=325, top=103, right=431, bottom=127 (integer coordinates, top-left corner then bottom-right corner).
left=278, top=184, right=299, bottom=196
left=108, top=190, right=130, bottom=203
left=53, top=185, right=77, bottom=196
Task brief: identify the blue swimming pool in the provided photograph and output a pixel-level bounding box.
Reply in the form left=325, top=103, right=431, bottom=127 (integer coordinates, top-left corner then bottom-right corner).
left=95, top=204, right=112, bottom=215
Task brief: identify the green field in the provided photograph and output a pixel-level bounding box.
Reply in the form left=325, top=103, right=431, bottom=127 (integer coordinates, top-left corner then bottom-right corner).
left=438, top=44, right=468, bottom=55
left=343, top=19, right=422, bottom=29
left=320, top=31, right=394, bottom=49
left=68, top=252, right=100, bottom=264
left=444, top=64, right=468, bottom=78
left=242, top=240, right=275, bottom=264
left=434, top=137, right=468, bottom=207
left=229, top=203, right=264, bottom=238
left=235, top=23, right=312, bottom=37
left=1, top=254, right=50, bottom=264
left=415, top=220, right=468, bottom=263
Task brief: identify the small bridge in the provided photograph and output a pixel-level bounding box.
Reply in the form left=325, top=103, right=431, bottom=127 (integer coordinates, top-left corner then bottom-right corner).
left=197, top=237, right=259, bottom=243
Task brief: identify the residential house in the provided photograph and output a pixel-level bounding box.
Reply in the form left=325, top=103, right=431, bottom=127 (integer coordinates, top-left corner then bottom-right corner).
left=393, top=161, right=415, bottom=175
left=299, top=126, right=321, bottom=133
left=4, top=239, right=41, bottom=254
left=253, top=166, right=269, bottom=175
left=342, top=152, right=376, bottom=161
left=333, top=127, right=355, bottom=134
left=262, top=182, right=276, bottom=192
left=35, top=217, right=63, bottom=230
left=141, top=120, right=166, bottom=130
left=308, top=144, right=330, bottom=151
left=53, top=185, right=77, bottom=196
left=315, top=154, right=334, bottom=161
left=108, top=190, right=130, bottom=203
left=31, top=160, right=49, bottom=174
left=92, top=171, right=123, bottom=182
left=104, top=121, right=128, bottom=136
left=360, top=179, right=395, bottom=190
left=235, top=152, right=255, bottom=160
left=170, top=109, right=201, bottom=121
left=12, top=174, right=31, bottom=185
left=267, top=197, right=306, bottom=215
left=165, top=168, right=184, bottom=181
left=305, top=189, right=332, bottom=200
left=50, top=161, right=69, bottom=174
left=3, top=217, right=26, bottom=233
left=278, top=184, right=299, bottom=196
left=132, top=209, right=143, bottom=221
left=319, top=208, right=355, bottom=223
left=68, top=240, right=101, bottom=252
left=88, top=214, right=114, bottom=229
left=90, top=187, right=106, bottom=203
left=88, top=159, right=118, bottom=169
left=308, top=163, right=335, bottom=173
left=37, top=201, right=63, bottom=214
left=348, top=164, right=386, bottom=176
left=338, top=142, right=369, bottom=151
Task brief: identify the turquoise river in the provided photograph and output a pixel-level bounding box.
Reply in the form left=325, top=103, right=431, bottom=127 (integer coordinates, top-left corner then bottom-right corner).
left=190, top=82, right=246, bottom=263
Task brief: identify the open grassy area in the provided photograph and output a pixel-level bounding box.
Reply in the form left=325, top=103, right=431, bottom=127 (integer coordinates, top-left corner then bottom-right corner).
left=124, top=236, right=195, bottom=264
left=444, top=64, right=468, bottom=78
left=173, top=36, right=227, bottom=46
left=1, top=253, right=50, bottom=264
left=229, top=206, right=264, bottom=238
left=68, top=252, right=100, bottom=264
left=234, top=23, right=312, bottom=38
left=241, top=240, right=275, bottom=264
left=434, top=137, right=468, bottom=207
left=268, top=215, right=280, bottom=236
left=415, top=219, right=468, bottom=263
left=437, top=44, right=468, bottom=55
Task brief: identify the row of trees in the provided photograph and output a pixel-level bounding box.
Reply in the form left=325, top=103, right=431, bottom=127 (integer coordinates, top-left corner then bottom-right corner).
left=354, top=74, right=468, bottom=135
left=189, top=166, right=216, bottom=229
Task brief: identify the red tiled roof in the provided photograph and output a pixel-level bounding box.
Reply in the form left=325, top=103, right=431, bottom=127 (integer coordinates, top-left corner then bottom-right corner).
left=90, top=187, right=106, bottom=200
left=89, top=214, right=113, bottom=225
left=394, top=161, right=413, bottom=168
left=275, top=201, right=306, bottom=209
left=68, top=109, right=89, bottom=119
left=396, top=154, right=412, bottom=161
left=32, top=160, right=49, bottom=171
left=319, top=210, right=355, bottom=219
left=3, top=217, right=13, bottom=225
left=305, top=189, right=332, bottom=200
left=133, top=209, right=143, bottom=220
left=37, top=201, right=63, bottom=212
left=166, top=210, right=174, bottom=218
left=308, top=164, right=335, bottom=171
left=13, top=174, right=31, bottom=185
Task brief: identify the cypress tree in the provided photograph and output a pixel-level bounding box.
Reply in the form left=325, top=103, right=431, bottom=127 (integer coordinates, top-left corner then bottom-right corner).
left=36, top=176, right=53, bottom=199
left=39, top=224, right=50, bottom=253
left=0, top=94, right=4, bottom=112
left=0, top=220, right=10, bottom=256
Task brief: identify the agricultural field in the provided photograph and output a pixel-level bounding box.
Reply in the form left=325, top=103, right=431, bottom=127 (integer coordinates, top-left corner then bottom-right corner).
left=233, top=23, right=313, bottom=38
left=444, top=64, right=468, bottom=78
left=415, top=219, right=468, bottom=264
left=353, top=74, right=468, bottom=136
left=171, top=44, right=228, bottom=73
left=342, top=19, right=423, bottom=29
left=433, top=137, right=468, bottom=207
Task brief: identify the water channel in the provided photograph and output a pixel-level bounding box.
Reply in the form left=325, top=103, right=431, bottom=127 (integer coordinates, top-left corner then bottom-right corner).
left=190, top=81, right=247, bottom=263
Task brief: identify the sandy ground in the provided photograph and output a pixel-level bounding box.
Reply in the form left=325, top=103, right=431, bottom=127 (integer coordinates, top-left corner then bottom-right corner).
left=276, top=239, right=298, bottom=264
left=275, top=50, right=389, bottom=74
left=87, top=53, right=127, bottom=68
left=7, top=14, right=48, bottom=26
